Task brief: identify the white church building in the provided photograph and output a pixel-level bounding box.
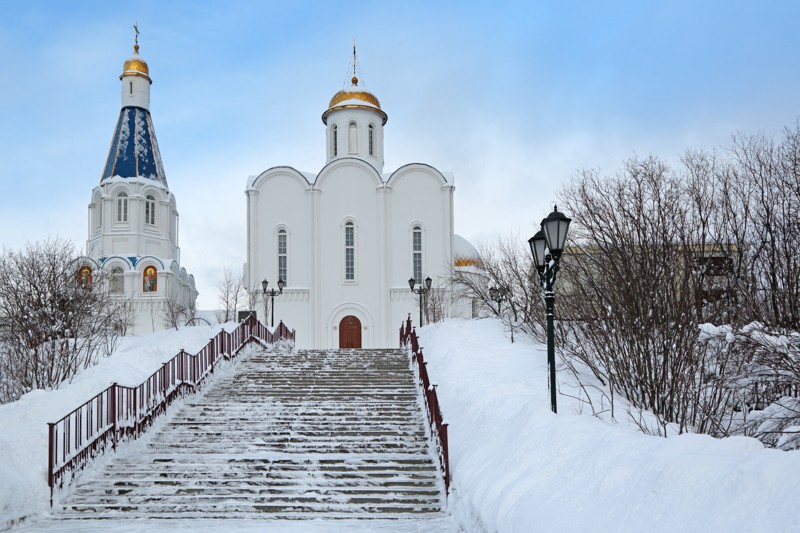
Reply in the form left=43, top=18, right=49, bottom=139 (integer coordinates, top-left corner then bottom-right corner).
left=83, top=36, right=198, bottom=334
left=245, top=59, right=481, bottom=349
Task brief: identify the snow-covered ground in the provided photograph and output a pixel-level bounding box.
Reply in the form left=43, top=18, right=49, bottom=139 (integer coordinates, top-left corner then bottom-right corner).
left=2, top=318, right=800, bottom=532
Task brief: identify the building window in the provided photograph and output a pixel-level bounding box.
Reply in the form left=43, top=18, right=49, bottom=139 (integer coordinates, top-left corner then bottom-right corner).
left=145, top=195, right=156, bottom=225
left=110, top=267, right=124, bottom=294
left=368, top=124, right=374, bottom=156
left=348, top=122, right=357, bottom=154
left=143, top=265, right=157, bottom=292
left=129, top=82, right=133, bottom=95
left=332, top=125, right=338, bottom=156
left=278, top=229, right=287, bottom=284
left=413, top=225, right=423, bottom=284
left=116, top=193, right=128, bottom=223
left=345, top=221, right=355, bottom=281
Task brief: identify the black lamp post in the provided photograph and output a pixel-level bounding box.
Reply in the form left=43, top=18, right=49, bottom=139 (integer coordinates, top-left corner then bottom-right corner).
left=261, top=278, right=285, bottom=328
left=528, top=205, right=571, bottom=414
left=409, top=276, right=433, bottom=327
left=489, top=286, right=515, bottom=343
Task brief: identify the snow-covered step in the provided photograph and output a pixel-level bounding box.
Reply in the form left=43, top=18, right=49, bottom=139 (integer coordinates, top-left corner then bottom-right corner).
left=57, top=347, right=446, bottom=521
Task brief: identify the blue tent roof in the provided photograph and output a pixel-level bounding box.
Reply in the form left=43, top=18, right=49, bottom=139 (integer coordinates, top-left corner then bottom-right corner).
left=101, top=106, right=167, bottom=185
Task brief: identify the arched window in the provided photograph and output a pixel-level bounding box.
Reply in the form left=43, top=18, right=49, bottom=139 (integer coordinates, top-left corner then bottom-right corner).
left=412, top=225, right=423, bottom=284
left=116, top=193, right=128, bottom=223
left=345, top=221, right=355, bottom=281
left=348, top=122, right=358, bottom=154
left=277, top=228, right=288, bottom=284
left=332, top=125, right=338, bottom=156
left=110, top=267, right=124, bottom=294
left=368, top=124, right=375, bottom=156
left=145, top=195, right=156, bottom=225
left=143, top=266, right=157, bottom=293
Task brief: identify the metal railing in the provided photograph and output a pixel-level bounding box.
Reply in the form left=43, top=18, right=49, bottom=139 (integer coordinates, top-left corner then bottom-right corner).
left=400, top=316, right=450, bottom=493
left=47, top=315, right=295, bottom=502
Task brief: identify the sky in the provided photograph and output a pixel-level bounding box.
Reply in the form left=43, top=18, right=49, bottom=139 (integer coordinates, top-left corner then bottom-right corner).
left=2, top=0, right=799, bottom=309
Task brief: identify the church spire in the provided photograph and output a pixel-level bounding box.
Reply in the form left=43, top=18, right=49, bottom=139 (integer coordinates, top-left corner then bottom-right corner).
left=352, top=38, right=358, bottom=86
left=102, top=29, right=166, bottom=185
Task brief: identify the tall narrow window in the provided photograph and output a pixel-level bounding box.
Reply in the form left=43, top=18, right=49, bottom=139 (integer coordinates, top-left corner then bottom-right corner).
left=116, top=193, right=128, bottom=223
left=332, top=125, right=338, bottom=156
left=129, top=82, right=133, bottom=95
left=348, top=122, right=357, bottom=154
left=110, top=267, right=124, bottom=294
left=278, top=229, right=287, bottom=284
left=368, top=124, right=374, bottom=156
left=413, top=225, right=423, bottom=284
left=345, top=221, right=355, bottom=281
left=145, top=195, right=156, bottom=225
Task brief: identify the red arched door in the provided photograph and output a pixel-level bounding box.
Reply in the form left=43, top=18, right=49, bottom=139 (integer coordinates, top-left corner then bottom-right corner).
left=339, top=315, right=362, bottom=348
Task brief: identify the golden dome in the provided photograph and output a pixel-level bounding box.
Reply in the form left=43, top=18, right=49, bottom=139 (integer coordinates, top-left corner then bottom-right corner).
left=322, top=77, right=387, bottom=125
left=120, top=44, right=151, bottom=82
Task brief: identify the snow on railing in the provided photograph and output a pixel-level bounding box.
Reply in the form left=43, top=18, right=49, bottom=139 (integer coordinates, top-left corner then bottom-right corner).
left=400, top=315, right=450, bottom=493
left=47, top=314, right=295, bottom=504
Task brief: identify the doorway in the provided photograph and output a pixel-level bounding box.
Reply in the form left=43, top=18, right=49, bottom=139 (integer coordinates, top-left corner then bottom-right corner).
left=339, top=315, right=362, bottom=348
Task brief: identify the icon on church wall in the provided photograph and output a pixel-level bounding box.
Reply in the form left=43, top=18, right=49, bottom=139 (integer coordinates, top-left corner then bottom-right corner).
left=143, top=265, right=157, bottom=293
left=77, top=266, right=92, bottom=287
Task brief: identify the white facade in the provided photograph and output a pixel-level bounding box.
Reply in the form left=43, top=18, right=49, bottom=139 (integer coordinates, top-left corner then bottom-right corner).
left=246, top=75, right=478, bottom=349
left=84, top=39, right=197, bottom=334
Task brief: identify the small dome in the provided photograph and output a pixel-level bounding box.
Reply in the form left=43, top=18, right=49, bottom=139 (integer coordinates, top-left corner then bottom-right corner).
left=120, top=44, right=151, bottom=82
left=322, top=77, right=387, bottom=125
left=454, top=234, right=481, bottom=268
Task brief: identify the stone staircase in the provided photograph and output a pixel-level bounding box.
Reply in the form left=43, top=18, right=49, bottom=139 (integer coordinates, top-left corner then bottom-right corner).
left=58, top=348, right=446, bottom=521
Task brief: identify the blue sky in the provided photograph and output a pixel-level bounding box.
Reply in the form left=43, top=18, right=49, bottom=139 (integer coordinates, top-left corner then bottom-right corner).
left=2, top=1, right=799, bottom=308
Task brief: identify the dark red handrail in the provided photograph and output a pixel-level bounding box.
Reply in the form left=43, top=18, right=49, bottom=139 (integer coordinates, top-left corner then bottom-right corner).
left=47, top=315, right=295, bottom=503
left=400, top=316, right=450, bottom=493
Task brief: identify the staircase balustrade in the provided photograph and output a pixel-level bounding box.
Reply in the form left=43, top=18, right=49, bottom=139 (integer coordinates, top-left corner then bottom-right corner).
left=47, top=314, right=295, bottom=503
left=400, top=316, right=450, bottom=493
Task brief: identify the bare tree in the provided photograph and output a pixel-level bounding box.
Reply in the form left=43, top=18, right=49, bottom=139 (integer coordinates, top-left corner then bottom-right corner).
left=216, top=266, right=245, bottom=323
left=0, top=239, right=125, bottom=403
left=450, top=236, right=543, bottom=340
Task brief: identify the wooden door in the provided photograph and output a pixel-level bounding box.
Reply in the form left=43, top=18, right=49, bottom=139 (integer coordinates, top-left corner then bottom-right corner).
left=339, top=315, right=362, bottom=348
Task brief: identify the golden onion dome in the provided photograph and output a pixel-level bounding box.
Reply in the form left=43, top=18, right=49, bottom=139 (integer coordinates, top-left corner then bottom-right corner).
left=120, top=44, right=151, bottom=82
left=322, top=76, right=387, bottom=125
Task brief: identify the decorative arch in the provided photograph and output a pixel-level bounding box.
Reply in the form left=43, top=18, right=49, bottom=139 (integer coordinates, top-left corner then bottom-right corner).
left=327, top=301, right=374, bottom=349
left=386, top=163, right=450, bottom=189
left=248, top=166, right=312, bottom=192
left=314, top=158, right=383, bottom=190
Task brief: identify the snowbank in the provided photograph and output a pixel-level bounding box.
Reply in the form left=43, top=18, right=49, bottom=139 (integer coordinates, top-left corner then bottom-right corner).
left=419, top=318, right=800, bottom=533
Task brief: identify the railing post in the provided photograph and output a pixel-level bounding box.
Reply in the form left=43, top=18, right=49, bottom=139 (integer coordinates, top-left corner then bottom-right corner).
left=48, top=422, right=55, bottom=505
left=441, top=422, right=450, bottom=492
left=110, top=383, right=117, bottom=452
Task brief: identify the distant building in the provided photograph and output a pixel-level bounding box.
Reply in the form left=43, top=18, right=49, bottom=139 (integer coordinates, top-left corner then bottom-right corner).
left=83, top=35, right=197, bottom=334
left=245, top=50, right=480, bottom=348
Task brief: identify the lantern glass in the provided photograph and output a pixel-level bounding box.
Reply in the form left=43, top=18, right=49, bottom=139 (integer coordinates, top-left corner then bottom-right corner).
left=541, top=206, right=571, bottom=256
left=408, top=277, right=416, bottom=291
left=277, top=278, right=286, bottom=291
left=489, top=287, right=498, bottom=300
left=425, top=276, right=433, bottom=290
left=528, top=230, right=547, bottom=269
left=261, top=279, right=268, bottom=292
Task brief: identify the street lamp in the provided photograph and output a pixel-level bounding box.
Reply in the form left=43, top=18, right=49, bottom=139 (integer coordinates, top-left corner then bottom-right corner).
left=528, top=205, right=571, bottom=414
left=489, top=286, right=515, bottom=343
left=409, top=276, right=433, bottom=327
left=262, top=278, right=285, bottom=328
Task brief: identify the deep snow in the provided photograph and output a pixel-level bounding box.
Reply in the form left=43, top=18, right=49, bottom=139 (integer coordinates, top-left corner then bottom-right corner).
left=1, top=318, right=799, bottom=532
